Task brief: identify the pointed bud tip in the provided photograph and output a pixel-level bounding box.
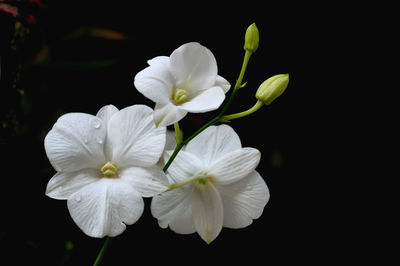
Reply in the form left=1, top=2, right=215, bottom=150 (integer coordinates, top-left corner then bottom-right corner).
left=256, top=74, right=289, bottom=105
left=244, top=23, right=259, bottom=53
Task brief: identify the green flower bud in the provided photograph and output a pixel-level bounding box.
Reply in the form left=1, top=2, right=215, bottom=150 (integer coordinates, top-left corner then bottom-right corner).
left=256, top=74, right=289, bottom=105
left=244, top=23, right=259, bottom=53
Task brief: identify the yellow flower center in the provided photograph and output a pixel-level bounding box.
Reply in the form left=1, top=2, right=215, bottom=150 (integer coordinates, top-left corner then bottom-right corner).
left=172, top=88, right=188, bottom=105
left=101, top=162, right=118, bottom=177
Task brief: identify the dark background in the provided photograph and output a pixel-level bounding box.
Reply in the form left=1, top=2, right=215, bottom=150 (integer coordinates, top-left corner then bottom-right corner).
left=0, top=0, right=369, bottom=265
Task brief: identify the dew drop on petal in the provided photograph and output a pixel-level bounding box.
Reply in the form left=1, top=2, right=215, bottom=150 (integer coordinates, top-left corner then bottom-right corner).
left=92, top=120, right=101, bottom=129
left=75, top=195, right=81, bottom=202
left=97, top=138, right=103, bottom=144
left=246, top=184, right=254, bottom=191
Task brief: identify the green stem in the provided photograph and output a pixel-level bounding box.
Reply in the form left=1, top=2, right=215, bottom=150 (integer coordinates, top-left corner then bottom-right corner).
left=174, top=122, right=182, bottom=145
left=93, top=237, right=112, bottom=266
left=221, top=100, right=264, bottom=122
left=163, top=50, right=252, bottom=173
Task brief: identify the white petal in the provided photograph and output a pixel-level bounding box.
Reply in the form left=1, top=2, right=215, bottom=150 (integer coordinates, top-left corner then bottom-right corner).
left=147, top=56, right=169, bottom=66
left=165, top=129, right=178, bottom=151
left=207, top=148, right=261, bottom=185
left=184, top=125, right=242, bottom=167
left=217, top=171, right=270, bottom=229
left=170, top=42, right=217, bottom=92
left=96, top=105, right=119, bottom=124
left=107, top=105, right=166, bottom=168
left=44, top=113, right=106, bottom=172
left=151, top=186, right=193, bottom=229
left=192, top=183, right=223, bottom=244
left=214, top=75, right=231, bottom=93
left=119, top=166, right=169, bottom=197
left=164, top=150, right=204, bottom=183
left=67, top=178, right=144, bottom=238
left=154, top=102, right=187, bottom=127
left=45, top=169, right=99, bottom=200
left=96, top=105, right=119, bottom=160
left=134, top=56, right=174, bottom=104
left=169, top=201, right=196, bottom=234
left=179, top=86, right=225, bottom=113
left=156, top=130, right=177, bottom=168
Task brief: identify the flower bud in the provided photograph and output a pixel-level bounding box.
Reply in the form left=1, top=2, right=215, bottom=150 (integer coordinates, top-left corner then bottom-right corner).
left=244, top=23, right=259, bottom=53
left=256, top=74, right=289, bottom=105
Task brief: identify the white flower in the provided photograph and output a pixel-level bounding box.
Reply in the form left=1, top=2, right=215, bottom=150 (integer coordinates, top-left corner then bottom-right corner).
left=134, top=42, right=231, bottom=127
left=157, top=129, right=180, bottom=169
left=151, top=125, right=270, bottom=244
left=45, top=104, right=169, bottom=238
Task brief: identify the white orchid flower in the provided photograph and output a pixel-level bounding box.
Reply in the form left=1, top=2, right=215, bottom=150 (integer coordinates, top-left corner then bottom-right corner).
left=134, top=42, right=231, bottom=127
left=44, top=105, right=169, bottom=238
left=151, top=125, right=270, bottom=244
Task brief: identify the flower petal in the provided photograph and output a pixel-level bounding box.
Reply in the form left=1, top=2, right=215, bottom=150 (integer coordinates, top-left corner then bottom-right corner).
left=207, top=148, right=261, bottom=185
left=164, top=150, right=204, bottom=183
left=96, top=105, right=119, bottom=124
left=169, top=202, right=196, bottom=234
left=170, top=42, right=217, bottom=92
left=154, top=102, right=187, bottom=127
left=134, top=56, right=174, bottom=104
left=67, top=178, right=144, bottom=238
left=45, top=169, right=99, bottom=200
left=96, top=105, right=119, bottom=159
left=44, top=113, right=106, bottom=172
left=165, top=129, right=178, bottom=151
left=192, top=183, right=223, bottom=244
left=217, top=171, right=270, bottom=229
left=214, top=75, right=231, bottom=93
left=184, top=125, right=242, bottom=167
left=151, top=186, right=193, bottom=229
left=107, top=105, right=166, bottom=168
left=147, top=55, right=169, bottom=66
left=119, top=166, right=169, bottom=197
left=179, top=86, right=225, bottom=113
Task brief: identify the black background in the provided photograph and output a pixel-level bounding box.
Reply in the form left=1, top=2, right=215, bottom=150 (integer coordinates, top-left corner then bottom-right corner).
left=0, top=0, right=369, bottom=265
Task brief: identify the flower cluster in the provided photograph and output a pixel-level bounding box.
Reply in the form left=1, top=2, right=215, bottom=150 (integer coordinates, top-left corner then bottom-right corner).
left=44, top=23, right=289, bottom=259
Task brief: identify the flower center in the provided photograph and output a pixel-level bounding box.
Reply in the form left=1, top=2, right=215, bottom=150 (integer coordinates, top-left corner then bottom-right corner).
left=194, top=171, right=215, bottom=187
left=101, top=162, right=118, bottom=178
left=172, top=88, right=188, bottom=105
left=168, top=171, right=215, bottom=191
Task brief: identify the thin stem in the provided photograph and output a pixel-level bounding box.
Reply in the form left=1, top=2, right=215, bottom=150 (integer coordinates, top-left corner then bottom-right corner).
left=221, top=100, right=264, bottom=122
left=236, top=51, right=251, bottom=90
left=93, top=237, right=112, bottom=266
left=163, top=116, right=219, bottom=172
left=173, top=122, right=182, bottom=145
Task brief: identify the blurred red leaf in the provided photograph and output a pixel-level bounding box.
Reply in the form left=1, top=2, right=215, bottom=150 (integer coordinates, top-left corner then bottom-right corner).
left=0, top=3, right=19, bottom=16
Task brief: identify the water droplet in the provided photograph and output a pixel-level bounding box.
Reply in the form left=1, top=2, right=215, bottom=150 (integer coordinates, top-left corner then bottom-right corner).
left=97, top=138, right=103, bottom=144
left=246, top=184, right=254, bottom=190
left=93, top=120, right=101, bottom=129
left=84, top=138, right=88, bottom=143
left=75, top=195, right=81, bottom=202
